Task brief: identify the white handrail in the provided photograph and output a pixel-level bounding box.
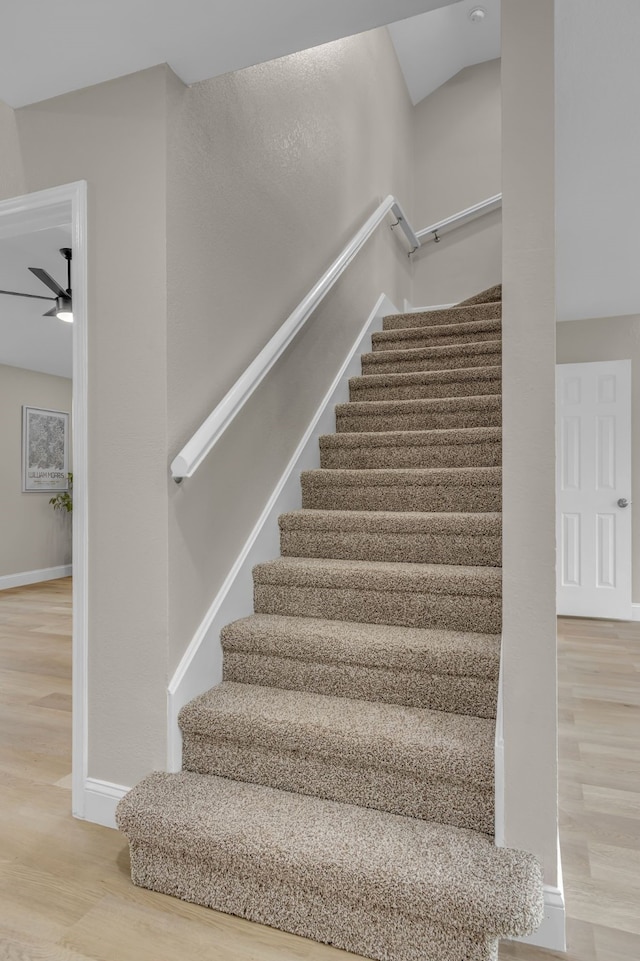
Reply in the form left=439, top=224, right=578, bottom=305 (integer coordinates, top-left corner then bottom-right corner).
left=171, top=195, right=419, bottom=480
left=416, top=193, right=502, bottom=244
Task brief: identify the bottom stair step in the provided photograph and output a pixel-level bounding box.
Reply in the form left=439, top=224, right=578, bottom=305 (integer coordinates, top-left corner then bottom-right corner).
left=117, top=771, right=544, bottom=961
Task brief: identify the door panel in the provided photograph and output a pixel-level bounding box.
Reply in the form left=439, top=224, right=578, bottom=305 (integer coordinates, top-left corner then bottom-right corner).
left=556, top=360, right=632, bottom=619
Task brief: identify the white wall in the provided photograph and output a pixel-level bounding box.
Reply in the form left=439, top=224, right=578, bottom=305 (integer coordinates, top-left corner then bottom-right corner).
left=166, top=29, right=414, bottom=672
left=0, top=364, right=72, bottom=578
left=501, top=0, right=558, bottom=887
left=556, top=0, right=640, bottom=321
left=411, top=58, right=501, bottom=306
left=9, top=66, right=171, bottom=786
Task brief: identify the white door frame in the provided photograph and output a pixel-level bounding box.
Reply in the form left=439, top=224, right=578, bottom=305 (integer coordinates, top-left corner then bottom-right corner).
left=0, top=182, right=88, bottom=818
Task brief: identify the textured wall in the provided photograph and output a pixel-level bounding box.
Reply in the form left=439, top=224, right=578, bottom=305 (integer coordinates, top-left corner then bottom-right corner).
left=556, top=0, right=640, bottom=321
left=0, top=100, right=26, bottom=198
left=0, top=364, right=72, bottom=577
left=557, top=314, right=640, bottom=601
left=8, top=66, right=171, bottom=786
left=166, top=30, right=414, bottom=671
left=501, top=0, right=558, bottom=887
left=411, top=58, right=501, bottom=306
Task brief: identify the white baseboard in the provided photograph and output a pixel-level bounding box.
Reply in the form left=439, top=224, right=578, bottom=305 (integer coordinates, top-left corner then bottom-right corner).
left=407, top=302, right=456, bottom=312
left=0, top=564, right=72, bottom=591
left=166, top=292, right=398, bottom=771
left=509, top=883, right=566, bottom=951
left=631, top=604, right=640, bottom=621
left=79, top=777, right=130, bottom=829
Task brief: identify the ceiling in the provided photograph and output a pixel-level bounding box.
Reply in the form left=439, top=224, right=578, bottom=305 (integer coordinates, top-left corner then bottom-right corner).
left=0, top=0, right=461, bottom=109
left=0, top=226, right=73, bottom=379
left=389, top=0, right=500, bottom=105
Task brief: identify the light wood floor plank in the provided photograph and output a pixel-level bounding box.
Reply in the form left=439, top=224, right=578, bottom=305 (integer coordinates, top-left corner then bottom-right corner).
left=1, top=582, right=639, bottom=960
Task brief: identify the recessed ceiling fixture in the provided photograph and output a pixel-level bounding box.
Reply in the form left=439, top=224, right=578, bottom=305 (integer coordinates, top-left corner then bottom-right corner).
left=0, top=246, right=73, bottom=322
left=469, top=6, right=488, bottom=22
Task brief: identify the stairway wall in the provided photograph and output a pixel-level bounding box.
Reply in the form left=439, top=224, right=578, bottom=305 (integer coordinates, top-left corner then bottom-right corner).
left=166, top=29, right=414, bottom=675
left=501, top=0, right=559, bottom=888
left=411, top=58, right=502, bottom=306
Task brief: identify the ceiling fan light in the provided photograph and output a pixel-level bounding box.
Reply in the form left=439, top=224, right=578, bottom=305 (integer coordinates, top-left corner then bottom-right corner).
left=55, top=295, right=73, bottom=323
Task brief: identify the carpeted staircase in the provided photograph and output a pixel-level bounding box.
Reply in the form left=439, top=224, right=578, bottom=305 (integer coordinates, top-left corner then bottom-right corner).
left=117, top=284, right=544, bottom=961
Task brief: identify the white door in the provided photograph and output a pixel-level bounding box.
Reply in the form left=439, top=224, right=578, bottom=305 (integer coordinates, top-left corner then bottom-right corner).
left=556, top=360, right=632, bottom=619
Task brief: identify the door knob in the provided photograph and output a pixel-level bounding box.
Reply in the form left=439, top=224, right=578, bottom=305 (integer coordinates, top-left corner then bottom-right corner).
left=617, top=498, right=630, bottom=508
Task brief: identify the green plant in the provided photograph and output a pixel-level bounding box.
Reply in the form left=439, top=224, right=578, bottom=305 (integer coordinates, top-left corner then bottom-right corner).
left=49, top=472, right=73, bottom=512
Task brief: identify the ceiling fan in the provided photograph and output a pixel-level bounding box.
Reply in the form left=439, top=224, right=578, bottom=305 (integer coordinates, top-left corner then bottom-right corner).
left=0, top=247, right=73, bottom=322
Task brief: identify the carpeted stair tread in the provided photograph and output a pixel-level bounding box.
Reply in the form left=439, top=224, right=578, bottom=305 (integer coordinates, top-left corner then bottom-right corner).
left=279, top=508, right=502, bottom=566
left=361, top=340, right=501, bottom=375
left=319, top=427, right=501, bottom=470
left=254, top=556, right=501, bottom=597
left=117, top=771, right=544, bottom=954
left=383, top=302, right=502, bottom=331
left=221, top=614, right=500, bottom=677
left=222, top=614, right=500, bottom=716
left=349, top=365, right=502, bottom=401
left=302, top=466, right=502, bottom=513
left=253, top=557, right=501, bottom=633
left=336, top=394, right=502, bottom=432
left=179, top=680, right=494, bottom=787
left=458, top=284, right=502, bottom=306
left=371, top=318, right=501, bottom=352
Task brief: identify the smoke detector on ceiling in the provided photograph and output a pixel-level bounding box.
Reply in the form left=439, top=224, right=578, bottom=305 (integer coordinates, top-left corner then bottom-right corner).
left=468, top=6, right=488, bottom=22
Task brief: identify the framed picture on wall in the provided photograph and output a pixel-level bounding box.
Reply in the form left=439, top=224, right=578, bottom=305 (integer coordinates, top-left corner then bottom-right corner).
left=22, top=406, right=70, bottom=493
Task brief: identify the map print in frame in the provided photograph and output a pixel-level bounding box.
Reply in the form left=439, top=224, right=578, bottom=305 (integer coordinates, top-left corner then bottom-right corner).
left=22, top=406, right=69, bottom=493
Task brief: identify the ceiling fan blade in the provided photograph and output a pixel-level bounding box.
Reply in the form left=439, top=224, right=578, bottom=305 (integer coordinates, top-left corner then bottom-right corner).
left=28, top=267, right=67, bottom=298
left=0, top=287, right=55, bottom=302
left=42, top=307, right=59, bottom=317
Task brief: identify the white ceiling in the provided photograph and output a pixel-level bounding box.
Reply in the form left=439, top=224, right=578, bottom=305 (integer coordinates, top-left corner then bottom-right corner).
left=0, top=0, right=461, bottom=109
left=389, top=0, right=500, bottom=105
left=0, top=226, right=73, bottom=379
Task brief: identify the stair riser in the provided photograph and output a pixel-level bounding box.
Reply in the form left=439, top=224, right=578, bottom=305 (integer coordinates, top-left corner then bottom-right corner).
left=372, top=327, right=501, bottom=353
left=302, top=483, right=502, bottom=513
left=383, top=302, right=502, bottom=330
left=280, top=530, right=502, bottom=567
left=350, top=378, right=501, bottom=402
left=182, top=736, right=494, bottom=834
left=336, top=408, right=502, bottom=432
left=223, top=652, right=498, bottom=717
left=361, top=350, right=502, bottom=376
left=319, top=442, right=502, bottom=470
left=254, top=583, right=501, bottom=633
left=129, top=845, right=499, bottom=961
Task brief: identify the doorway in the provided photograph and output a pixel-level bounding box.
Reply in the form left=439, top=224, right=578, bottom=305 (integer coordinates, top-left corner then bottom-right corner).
left=556, top=360, right=632, bottom=619
left=0, top=182, right=88, bottom=817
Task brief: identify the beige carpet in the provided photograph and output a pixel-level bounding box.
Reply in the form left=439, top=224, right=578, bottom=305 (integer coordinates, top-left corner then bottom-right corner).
left=117, top=283, right=545, bottom=960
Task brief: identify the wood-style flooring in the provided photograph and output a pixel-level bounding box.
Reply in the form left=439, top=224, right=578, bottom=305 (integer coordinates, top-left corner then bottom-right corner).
left=0, top=579, right=638, bottom=960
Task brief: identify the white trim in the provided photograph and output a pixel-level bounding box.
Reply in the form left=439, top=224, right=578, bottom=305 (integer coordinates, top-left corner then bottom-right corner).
left=167, top=293, right=397, bottom=770
left=509, top=883, right=566, bottom=952
left=0, top=182, right=89, bottom=823
left=80, top=778, right=130, bottom=830
left=494, top=640, right=505, bottom=846
left=406, top=302, right=456, bottom=312
left=170, top=197, right=417, bottom=480
left=631, top=604, right=640, bottom=621
left=415, top=193, right=502, bottom=244
left=0, top=564, right=72, bottom=591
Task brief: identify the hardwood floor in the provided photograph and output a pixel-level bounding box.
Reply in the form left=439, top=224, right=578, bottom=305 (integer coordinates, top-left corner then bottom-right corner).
left=0, top=579, right=638, bottom=960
